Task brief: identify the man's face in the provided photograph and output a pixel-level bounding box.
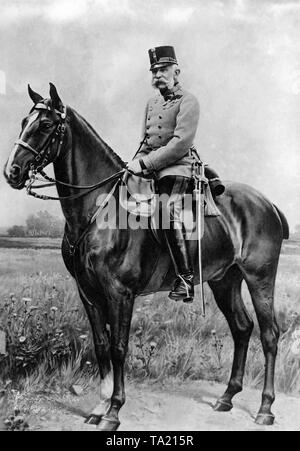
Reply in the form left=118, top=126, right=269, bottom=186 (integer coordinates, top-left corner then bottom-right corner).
left=151, top=64, right=177, bottom=90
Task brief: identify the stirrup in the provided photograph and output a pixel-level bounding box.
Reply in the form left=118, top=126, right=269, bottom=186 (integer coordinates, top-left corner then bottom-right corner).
left=169, top=274, right=194, bottom=303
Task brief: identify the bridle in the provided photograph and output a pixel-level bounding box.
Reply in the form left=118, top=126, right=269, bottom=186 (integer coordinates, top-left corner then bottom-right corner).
left=16, top=102, right=67, bottom=174
left=17, top=102, right=126, bottom=201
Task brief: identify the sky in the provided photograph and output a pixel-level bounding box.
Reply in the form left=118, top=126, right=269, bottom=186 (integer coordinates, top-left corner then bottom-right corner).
left=0, top=0, right=300, bottom=230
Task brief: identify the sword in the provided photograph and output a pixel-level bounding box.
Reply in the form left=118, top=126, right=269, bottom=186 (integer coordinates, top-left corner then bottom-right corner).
left=193, top=154, right=207, bottom=318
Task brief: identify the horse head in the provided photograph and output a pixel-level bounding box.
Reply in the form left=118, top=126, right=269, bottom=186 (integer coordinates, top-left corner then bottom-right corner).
left=4, top=83, right=66, bottom=189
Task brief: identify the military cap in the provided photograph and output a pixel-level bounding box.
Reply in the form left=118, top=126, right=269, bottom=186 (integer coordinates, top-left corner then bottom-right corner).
left=148, top=46, right=178, bottom=70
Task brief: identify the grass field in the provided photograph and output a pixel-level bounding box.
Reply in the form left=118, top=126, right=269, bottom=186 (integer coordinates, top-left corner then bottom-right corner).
left=0, top=239, right=299, bottom=424
left=0, top=237, right=61, bottom=250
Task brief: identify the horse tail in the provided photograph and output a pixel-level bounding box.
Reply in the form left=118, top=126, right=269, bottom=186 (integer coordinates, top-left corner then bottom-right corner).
left=273, top=205, right=289, bottom=240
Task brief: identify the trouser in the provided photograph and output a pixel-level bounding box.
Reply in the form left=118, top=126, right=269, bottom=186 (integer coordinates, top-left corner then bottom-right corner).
left=156, top=175, right=194, bottom=276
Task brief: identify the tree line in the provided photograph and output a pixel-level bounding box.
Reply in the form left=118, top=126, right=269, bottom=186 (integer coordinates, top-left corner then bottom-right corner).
left=7, top=211, right=64, bottom=238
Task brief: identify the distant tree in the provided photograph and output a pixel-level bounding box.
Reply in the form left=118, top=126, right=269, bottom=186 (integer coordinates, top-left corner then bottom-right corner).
left=7, top=225, right=26, bottom=237
left=26, top=211, right=64, bottom=237
left=292, top=224, right=300, bottom=241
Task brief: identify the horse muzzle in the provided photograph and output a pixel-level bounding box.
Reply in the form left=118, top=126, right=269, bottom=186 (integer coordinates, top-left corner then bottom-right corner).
left=4, top=163, right=29, bottom=190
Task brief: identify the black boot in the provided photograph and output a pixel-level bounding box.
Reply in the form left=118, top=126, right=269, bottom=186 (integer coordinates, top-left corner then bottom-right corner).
left=164, top=227, right=194, bottom=303
left=169, top=272, right=194, bottom=303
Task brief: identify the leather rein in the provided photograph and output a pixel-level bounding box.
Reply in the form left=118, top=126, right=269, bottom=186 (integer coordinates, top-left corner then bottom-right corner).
left=18, top=102, right=126, bottom=201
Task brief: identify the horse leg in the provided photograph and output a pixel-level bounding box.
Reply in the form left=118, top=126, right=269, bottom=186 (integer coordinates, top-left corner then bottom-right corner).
left=97, top=286, right=135, bottom=432
left=209, top=265, right=254, bottom=412
left=77, top=289, right=113, bottom=426
left=242, top=268, right=279, bottom=426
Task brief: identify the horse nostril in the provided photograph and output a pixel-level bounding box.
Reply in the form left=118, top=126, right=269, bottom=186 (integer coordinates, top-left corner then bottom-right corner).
left=10, top=165, right=21, bottom=179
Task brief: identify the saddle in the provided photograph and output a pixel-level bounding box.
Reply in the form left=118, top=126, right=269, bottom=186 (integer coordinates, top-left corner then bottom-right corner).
left=119, top=172, right=222, bottom=240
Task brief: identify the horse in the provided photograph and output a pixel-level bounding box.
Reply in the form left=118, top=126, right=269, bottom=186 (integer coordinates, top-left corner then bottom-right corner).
left=4, top=83, right=289, bottom=431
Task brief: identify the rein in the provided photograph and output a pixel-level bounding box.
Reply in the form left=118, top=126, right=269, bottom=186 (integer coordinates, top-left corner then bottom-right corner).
left=26, top=169, right=126, bottom=201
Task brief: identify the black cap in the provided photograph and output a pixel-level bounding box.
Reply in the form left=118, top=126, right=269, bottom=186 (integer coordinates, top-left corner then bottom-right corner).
left=148, top=46, right=178, bottom=70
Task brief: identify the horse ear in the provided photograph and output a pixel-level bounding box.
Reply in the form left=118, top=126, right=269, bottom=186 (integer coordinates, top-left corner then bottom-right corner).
left=49, top=82, right=63, bottom=112
left=28, top=85, right=43, bottom=104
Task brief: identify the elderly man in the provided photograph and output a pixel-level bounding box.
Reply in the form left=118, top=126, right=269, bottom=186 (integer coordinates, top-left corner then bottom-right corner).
left=126, top=46, right=201, bottom=303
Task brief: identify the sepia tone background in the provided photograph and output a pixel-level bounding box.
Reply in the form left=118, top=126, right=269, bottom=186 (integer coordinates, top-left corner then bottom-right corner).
left=0, top=0, right=300, bottom=230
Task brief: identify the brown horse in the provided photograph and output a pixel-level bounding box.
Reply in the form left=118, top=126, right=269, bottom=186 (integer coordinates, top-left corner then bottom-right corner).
left=4, top=84, right=289, bottom=431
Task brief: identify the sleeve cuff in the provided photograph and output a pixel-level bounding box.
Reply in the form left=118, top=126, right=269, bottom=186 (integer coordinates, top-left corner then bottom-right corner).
left=141, top=154, right=156, bottom=171
left=139, top=158, right=147, bottom=171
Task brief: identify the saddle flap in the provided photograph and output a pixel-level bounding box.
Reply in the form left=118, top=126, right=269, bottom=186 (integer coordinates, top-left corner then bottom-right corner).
left=119, top=172, right=156, bottom=217
left=122, top=172, right=155, bottom=200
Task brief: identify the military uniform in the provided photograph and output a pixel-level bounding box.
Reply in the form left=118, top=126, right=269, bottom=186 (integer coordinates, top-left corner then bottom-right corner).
left=136, top=83, right=200, bottom=180
left=131, top=45, right=220, bottom=303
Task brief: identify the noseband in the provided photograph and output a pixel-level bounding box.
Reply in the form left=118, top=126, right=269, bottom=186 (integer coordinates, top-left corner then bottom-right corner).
left=15, top=103, right=67, bottom=173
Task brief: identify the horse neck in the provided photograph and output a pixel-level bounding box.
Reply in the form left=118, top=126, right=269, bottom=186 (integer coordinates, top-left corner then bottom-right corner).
left=53, top=107, right=124, bottom=240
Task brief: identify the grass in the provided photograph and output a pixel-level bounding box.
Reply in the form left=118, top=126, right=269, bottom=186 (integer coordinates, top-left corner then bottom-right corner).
left=0, top=237, right=61, bottom=250
left=0, top=243, right=299, bottom=429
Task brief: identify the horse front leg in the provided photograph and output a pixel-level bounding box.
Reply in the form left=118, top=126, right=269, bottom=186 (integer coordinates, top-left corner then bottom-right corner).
left=97, top=285, right=135, bottom=432
left=77, top=287, right=113, bottom=426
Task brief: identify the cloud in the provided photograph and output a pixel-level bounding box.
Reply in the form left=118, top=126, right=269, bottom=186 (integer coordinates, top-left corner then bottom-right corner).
left=163, top=6, right=195, bottom=24
left=0, top=0, right=136, bottom=24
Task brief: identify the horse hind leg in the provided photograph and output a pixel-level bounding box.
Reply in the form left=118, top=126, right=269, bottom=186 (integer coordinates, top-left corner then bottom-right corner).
left=242, top=263, right=279, bottom=426
left=97, top=283, right=135, bottom=432
left=209, top=265, right=254, bottom=412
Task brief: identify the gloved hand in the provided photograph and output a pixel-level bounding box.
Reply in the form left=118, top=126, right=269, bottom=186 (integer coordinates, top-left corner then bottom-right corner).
left=126, top=159, right=143, bottom=175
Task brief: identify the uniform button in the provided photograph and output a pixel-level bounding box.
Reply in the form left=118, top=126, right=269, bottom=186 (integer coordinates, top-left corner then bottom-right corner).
left=158, top=125, right=162, bottom=129
left=146, top=125, right=150, bottom=129
left=147, top=117, right=150, bottom=121
left=159, top=116, right=162, bottom=119
left=159, top=136, right=162, bottom=139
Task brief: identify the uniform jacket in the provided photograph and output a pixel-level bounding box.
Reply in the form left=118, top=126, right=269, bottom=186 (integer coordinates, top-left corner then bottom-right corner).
left=135, top=83, right=200, bottom=179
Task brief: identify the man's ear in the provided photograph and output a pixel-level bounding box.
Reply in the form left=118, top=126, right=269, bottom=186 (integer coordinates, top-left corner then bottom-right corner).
left=28, top=85, right=43, bottom=104
left=174, top=67, right=181, bottom=77
left=49, top=82, right=63, bottom=112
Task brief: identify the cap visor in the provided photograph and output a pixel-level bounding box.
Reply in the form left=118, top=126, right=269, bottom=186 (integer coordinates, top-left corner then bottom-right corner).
left=150, top=63, right=174, bottom=71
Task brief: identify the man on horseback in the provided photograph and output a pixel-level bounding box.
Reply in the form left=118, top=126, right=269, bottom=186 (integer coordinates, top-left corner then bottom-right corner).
left=126, top=45, right=201, bottom=302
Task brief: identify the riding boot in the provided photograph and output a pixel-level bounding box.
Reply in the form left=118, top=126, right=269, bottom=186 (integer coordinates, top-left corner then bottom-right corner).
left=164, top=226, right=194, bottom=303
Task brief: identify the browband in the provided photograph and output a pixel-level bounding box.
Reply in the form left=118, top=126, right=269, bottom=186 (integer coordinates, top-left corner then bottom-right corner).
left=34, top=102, right=67, bottom=120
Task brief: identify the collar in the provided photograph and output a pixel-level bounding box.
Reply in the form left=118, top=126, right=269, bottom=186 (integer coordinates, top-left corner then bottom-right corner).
left=159, top=83, right=182, bottom=101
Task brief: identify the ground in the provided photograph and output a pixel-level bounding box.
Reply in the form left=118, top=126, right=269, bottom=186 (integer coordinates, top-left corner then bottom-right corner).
left=0, top=238, right=299, bottom=431
left=25, top=380, right=300, bottom=432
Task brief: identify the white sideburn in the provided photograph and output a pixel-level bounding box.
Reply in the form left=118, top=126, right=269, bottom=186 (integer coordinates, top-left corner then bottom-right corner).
left=91, top=371, right=114, bottom=416
left=6, top=113, right=39, bottom=176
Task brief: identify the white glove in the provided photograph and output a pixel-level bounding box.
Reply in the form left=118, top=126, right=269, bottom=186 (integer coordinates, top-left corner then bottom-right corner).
left=126, top=159, right=143, bottom=175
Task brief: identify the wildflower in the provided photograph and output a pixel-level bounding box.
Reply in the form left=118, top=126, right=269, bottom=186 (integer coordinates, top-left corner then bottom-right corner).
left=85, top=361, right=92, bottom=366
left=22, top=298, right=32, bottom=304
left=19, top=336, right=27, bottom=343
left=79, top=334, right=88, bottom=341
left=50, top=307, right=58, bottom=313
left=150, top=342, right=157, bottom=350
left=136, top=328, right=143, bottom=337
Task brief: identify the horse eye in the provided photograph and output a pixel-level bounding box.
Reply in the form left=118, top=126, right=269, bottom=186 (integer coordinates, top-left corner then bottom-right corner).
left=41, top=123, right=53, bottom=129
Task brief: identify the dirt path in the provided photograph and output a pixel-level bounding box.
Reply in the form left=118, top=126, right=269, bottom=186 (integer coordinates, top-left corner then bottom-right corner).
left=28, top=380, right=300, bottom=431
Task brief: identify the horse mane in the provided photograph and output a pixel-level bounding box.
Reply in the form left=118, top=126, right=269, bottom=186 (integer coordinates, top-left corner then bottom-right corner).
left=67, top=106, right=126, bottom=170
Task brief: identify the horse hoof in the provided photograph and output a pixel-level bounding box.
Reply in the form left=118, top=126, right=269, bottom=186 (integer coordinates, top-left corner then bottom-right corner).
left=214, top=399, right=233, bottom=412
left=85, top=414, right=102, bottom=425
left=98, top=417, right=120, bottom=431
left=255, top=413, right=275, bottom=426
